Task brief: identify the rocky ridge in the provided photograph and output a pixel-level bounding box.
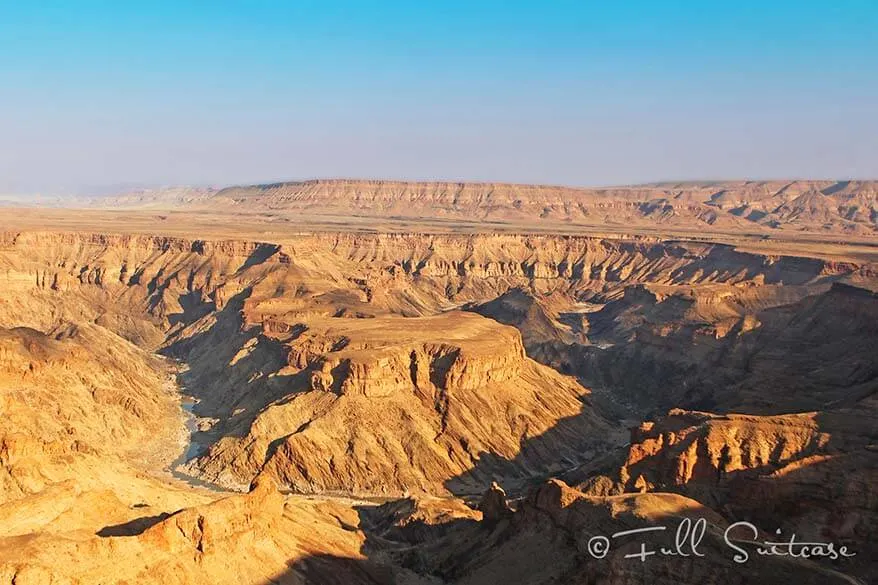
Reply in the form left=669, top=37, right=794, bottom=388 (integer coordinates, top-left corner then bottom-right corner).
left=160, top=179, right=878, bottom=235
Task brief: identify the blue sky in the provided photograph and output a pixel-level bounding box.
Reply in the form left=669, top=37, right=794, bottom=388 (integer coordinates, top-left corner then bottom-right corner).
left=1, top=1, right=876, bottom=193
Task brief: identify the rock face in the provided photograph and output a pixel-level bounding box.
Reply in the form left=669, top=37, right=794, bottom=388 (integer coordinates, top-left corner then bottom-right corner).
left=175, top=179, right=878, bottom=235
left=620, top=411, right=829, bottom=490
left=0, top=324, right=178, bottom=503
left=527, top=280, right=878, bottom=419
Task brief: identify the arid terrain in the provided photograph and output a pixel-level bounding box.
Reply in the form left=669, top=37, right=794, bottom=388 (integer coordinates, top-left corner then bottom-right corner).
left=0, top=179, right=876, bottom=584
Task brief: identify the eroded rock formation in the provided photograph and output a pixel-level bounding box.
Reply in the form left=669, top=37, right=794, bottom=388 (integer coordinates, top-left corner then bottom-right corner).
left=0, top=225, right=874, bottom=583
left=162, top=179, right=878, bottom=235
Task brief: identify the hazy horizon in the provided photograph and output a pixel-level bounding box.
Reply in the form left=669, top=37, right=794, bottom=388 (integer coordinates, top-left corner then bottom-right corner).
left=2, top=1, right=877, bottom=194
left=7, top=175, right=878, bottom=200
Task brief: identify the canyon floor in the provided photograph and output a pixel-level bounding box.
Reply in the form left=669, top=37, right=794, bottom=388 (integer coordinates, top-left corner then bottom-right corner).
left=0, top=180, right=876, bottom=584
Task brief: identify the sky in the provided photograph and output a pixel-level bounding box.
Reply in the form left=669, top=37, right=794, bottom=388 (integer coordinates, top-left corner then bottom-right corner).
left=1, top=1, right=877, bottom=194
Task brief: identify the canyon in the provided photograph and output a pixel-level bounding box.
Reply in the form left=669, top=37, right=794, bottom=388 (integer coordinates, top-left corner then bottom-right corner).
left=0, top=180, right=876, bottom=584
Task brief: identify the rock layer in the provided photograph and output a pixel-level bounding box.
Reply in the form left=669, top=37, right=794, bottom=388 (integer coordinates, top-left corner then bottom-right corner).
left=173, top=179, right=878, bottom=235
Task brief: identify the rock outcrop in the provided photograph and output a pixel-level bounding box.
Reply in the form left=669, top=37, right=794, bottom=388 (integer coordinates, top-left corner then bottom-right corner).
left=183, top=311, right=618, bottom=495
left=0, top=324, right=179, bottom=503
left=534, top=281, right=878, bottom=418
left=358, top=479, right=860, bottom=585
left=568, top=407, right=878, bottom=581
left=0, top=480, right=393, bottom=585
left=478, top=482, right=512, bottom=523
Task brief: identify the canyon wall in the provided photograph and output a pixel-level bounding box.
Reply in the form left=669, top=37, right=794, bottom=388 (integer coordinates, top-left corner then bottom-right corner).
left=186, top=179, right=878, bottom=235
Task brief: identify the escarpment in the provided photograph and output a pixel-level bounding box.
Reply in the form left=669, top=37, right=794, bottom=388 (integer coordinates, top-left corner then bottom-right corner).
left=194, top=179, right=878, bottom=235
left=1, top=231, right=859, bottom=330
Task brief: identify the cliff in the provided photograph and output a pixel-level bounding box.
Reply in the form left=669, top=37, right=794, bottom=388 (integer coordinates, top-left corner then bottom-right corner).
left=189, top=179, right=878, bottom=235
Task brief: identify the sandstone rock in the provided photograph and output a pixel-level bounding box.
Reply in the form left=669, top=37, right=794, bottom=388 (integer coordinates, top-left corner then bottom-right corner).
left=572, top=407, right=878, bottom=581
left=477, top=482, right=512, bottom=523
left=185, top=310, right=618, bottom=495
